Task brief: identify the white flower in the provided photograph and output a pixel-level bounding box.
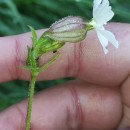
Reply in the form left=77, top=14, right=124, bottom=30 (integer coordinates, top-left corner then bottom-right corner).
left=89, top=0, right=119, bottom=54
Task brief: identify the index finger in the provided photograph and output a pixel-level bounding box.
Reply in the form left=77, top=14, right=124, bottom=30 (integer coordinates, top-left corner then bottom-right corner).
left=0, top=23, right=130, bottom=87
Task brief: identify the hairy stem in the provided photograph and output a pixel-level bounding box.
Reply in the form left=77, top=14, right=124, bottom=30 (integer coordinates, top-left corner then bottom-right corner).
left=25, top=73, right=36, bottom=130
left=25, top=53, right=60, bottom=130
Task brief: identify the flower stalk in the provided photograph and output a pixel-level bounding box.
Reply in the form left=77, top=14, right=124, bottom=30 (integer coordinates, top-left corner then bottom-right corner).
left=25, top=73, right=36, bottom=130
left=25, top=53, right=60, bottom=130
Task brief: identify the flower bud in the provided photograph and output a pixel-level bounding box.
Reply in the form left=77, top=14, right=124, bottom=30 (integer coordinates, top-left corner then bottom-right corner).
left=47, top=16, right=87, bottom=43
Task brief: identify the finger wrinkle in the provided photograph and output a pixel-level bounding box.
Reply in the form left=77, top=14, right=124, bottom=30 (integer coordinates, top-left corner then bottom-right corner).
left=65, top=41, right=83, bottom=78
left=14, top=37, right=21, bottom=79
left=74, top=41, right=84, bottom=78
left=66, top=86, right=84, bottom=130
left=14, top=37, right=24, bottom=80
left=14, top=36, right=30, bottom=80
left=4, top=37, right=17, bottom=81
left=4, top=56, right=16, bottom=81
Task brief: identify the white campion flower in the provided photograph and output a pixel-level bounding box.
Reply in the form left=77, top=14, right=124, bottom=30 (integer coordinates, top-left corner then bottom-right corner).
left=89, top=0, right=119, bottom=54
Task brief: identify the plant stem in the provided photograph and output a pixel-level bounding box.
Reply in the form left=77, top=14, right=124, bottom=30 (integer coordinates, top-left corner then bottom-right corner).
left=25, top=53, right=60, bottom=130
left=25, top=73, right=36, bottom=130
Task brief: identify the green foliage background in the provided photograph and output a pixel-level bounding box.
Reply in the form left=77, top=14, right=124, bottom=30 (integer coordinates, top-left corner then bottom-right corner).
left=0, top=0, right=130, bottom=110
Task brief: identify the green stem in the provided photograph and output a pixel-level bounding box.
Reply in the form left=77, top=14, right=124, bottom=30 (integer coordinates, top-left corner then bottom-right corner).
left=25, top=73, right=36, bottom=130
left=25, top=53, right=60, bottom=130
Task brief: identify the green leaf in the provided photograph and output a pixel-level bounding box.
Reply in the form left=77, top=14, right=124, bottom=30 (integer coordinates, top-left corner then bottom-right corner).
left=28, top=25, right=37, bottom=46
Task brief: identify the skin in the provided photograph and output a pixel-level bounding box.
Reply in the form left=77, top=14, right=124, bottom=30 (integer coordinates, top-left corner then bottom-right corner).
left=0, top=23, right=130, bottom=130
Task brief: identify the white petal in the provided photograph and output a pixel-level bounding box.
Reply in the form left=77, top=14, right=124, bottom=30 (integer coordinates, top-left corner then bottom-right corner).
left=93, top=0, right=102, bottom=16
left=99, top=29, right=119, bottom=48
left=96, top=30, right=109, bottom=54
left=93, top=0, right=114, bottom=27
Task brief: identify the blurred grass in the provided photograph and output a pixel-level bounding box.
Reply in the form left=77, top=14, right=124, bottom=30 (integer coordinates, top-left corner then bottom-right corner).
left=0, top=0, right=130, bottom=110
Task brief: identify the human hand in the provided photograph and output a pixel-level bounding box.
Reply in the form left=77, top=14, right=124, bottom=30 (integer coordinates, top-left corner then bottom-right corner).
left=0, top=23, right=130, bottom=130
